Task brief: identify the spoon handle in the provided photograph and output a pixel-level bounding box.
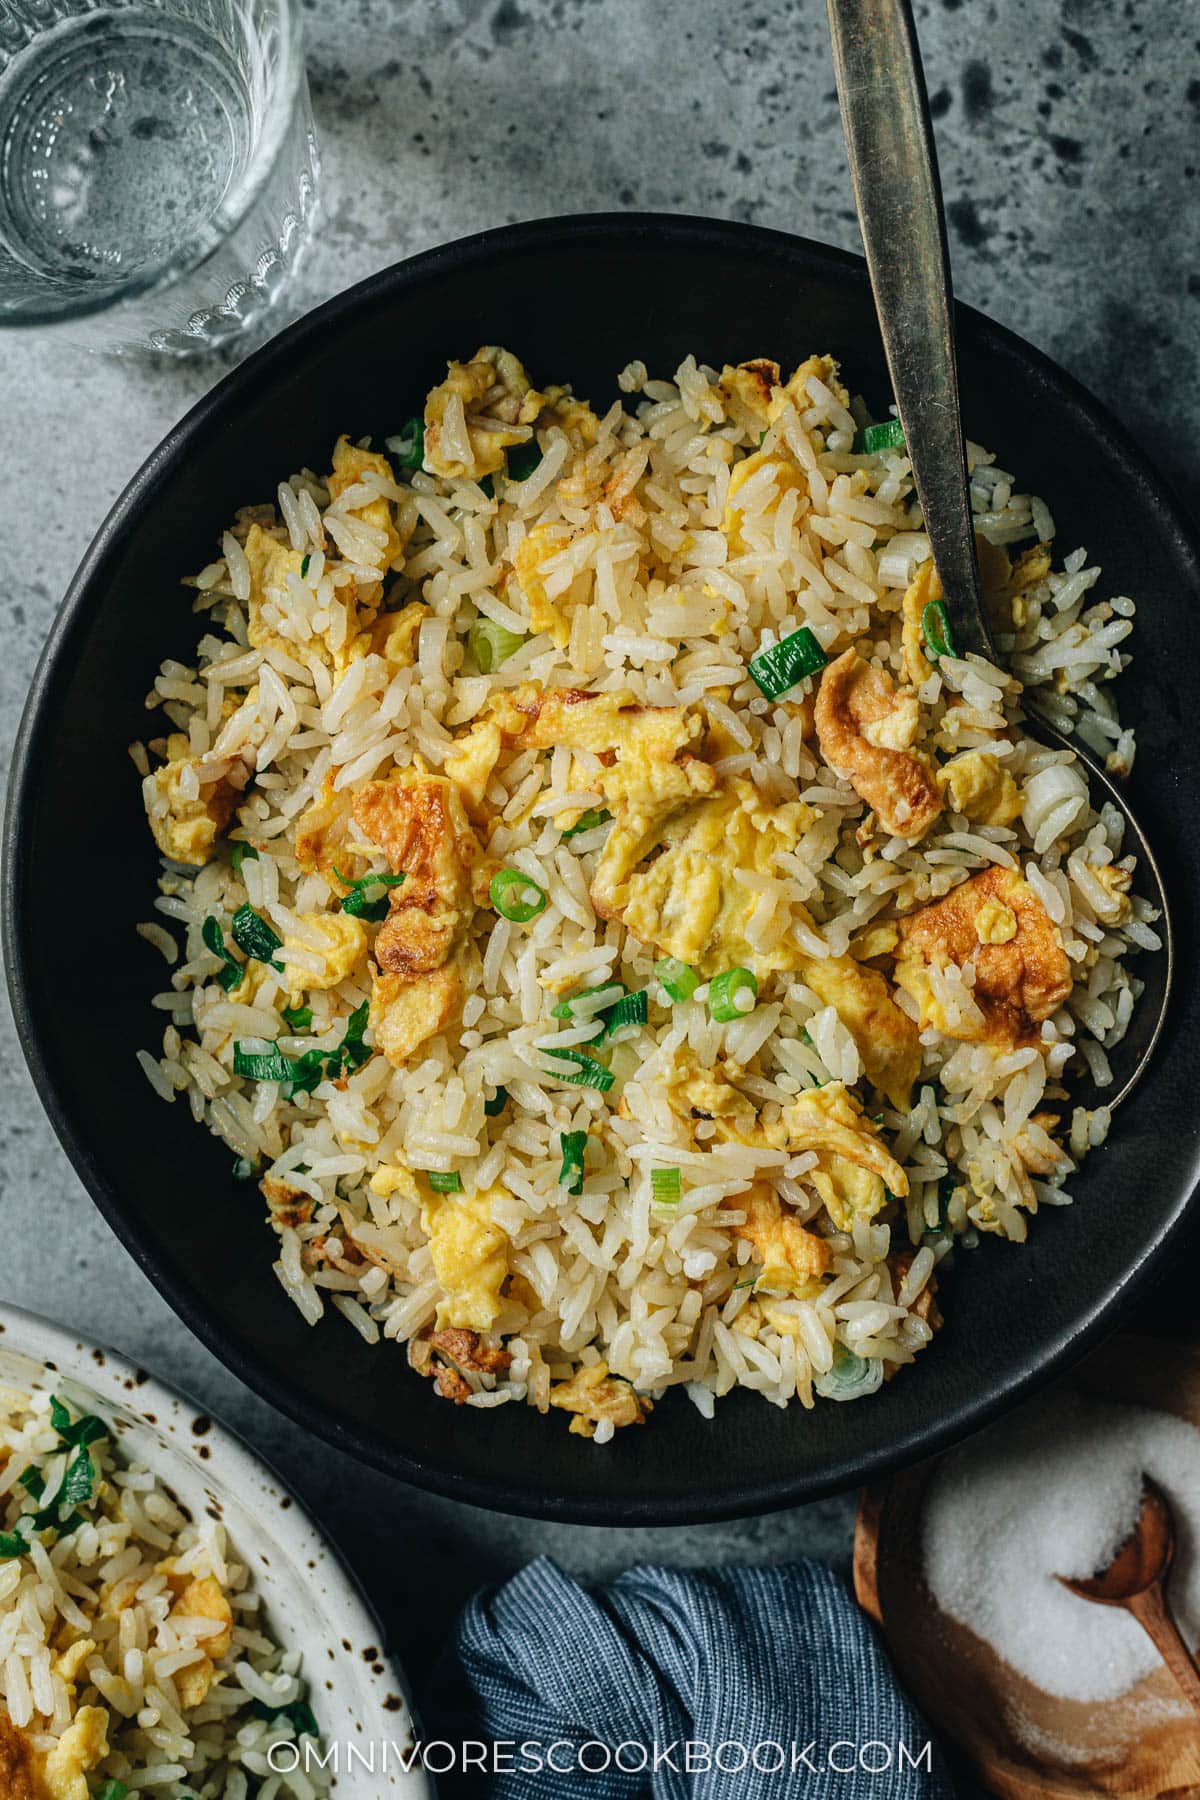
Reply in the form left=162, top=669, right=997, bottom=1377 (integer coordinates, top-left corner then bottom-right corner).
left=1128, top=1585, right=1200, bottom=1716
left=825, top=0, right=993, bottom=660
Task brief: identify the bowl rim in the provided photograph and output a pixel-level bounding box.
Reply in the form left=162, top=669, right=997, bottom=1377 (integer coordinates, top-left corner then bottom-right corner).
left=0, top=1300, right=431, bottom=1793
left=6, top=210, right=1199, bottom=1524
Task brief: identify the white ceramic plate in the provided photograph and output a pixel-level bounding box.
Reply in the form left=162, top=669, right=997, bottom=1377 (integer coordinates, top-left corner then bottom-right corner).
left=0, top=1302, right=434, bottom=1797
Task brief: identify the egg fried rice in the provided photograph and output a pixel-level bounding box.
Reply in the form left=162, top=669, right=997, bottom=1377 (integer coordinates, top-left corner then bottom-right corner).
left=134, top=347, right=1159, bottom=1439
left=0, top=1383, right=324, bottom=1797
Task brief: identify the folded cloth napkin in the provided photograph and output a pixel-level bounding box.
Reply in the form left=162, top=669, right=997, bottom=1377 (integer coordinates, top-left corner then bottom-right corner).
left=435, top=1556, right=952, bottom=1798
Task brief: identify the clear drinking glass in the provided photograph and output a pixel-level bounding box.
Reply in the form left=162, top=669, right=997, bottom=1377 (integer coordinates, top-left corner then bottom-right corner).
left=0, top=0, right=317, bottom=352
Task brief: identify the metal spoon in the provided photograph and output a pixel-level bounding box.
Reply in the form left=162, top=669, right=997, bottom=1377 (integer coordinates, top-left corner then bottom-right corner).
left=1058, top=1477, right=1200, bottom=1714
left=825, top=0, right=1172, bottom=1109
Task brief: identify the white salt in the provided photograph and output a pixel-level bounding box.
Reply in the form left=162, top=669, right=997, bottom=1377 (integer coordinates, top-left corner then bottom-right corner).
left=923, top=1388, right=1200, bottom=1701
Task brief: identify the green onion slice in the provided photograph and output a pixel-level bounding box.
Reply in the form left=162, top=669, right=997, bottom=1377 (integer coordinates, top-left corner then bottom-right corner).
left=484, top=1085, right=509, bottom=1116
left=921, top=597, right=956, bottom=660
left=49, top=1398, right=107, bottom=1450
left=478, top=473, right=495, bottom=499
left=201, top=916, right=243, bottom=992
left=232, top=1156, right=258, bottom=1181
left=233, top=1043, right=294, bottom=1083
left=604, top=988, right=648, bottom=1042
left=558, top=1130, right=588, bottom=1194
left=654, top=957, right=699, bottom=1003
left=426, top=1171, right=463, bottom=1193
left=507, top=439, right=543, bottom=481
left=299, top=554, right=311, bottom=579
left=230, top=842, right=259, bottom=875
left=852, top=418, right=906, bottom=455
left=388, top=418, right=424, bottom=471
left=748, top=626, right=828, bottom=700
left=650, top=1167, right=681, bottom=1203
left=551, top=981, right=624, bottom=1037
left=543, top=1048, right=615, bottom=1091
left=0, top=1529, right=29, bottom=1560
left=249, top=1698, right=320, bottom=1739
left=490, top=868, right=547, bottom=923
left=97, top=1784, right=132, bottom=1800
left=59, top=1446, right=97, bottom=1509
left=282, top=1003, right=313, bottom=1032
left=708, top=966, right=758, bottom=1023
left=470, top=616, right=525, bottom=673
left=334, top=865, right=407, bottom=922
left=232, top=903, right=284, bottom=969
left=560, top=807, right=612, bottom=839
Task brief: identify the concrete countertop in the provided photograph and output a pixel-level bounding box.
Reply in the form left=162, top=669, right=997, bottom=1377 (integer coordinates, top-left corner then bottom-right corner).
left=1, top=0, right=1196, bottom=1749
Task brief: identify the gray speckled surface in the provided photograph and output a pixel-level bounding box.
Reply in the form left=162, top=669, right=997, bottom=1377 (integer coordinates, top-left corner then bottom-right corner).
left=1, top=0, right=1197, bottom=1779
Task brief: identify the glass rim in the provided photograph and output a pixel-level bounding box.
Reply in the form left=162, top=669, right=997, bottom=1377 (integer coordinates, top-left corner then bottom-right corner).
left=0, top=0, right=308, bottom=333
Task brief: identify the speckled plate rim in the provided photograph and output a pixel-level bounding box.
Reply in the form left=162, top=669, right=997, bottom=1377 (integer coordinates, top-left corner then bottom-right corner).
left=4, top=211, right=1199, bottom=1524
left=0, top=1300, right=433, bottom=1796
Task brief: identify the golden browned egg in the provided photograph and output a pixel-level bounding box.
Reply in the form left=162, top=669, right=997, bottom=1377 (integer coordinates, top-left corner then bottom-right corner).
left=549, top=1363, right=651, bottom=1438
left=421, top=1186, right=511, bottom=1332
left=815, top=649, right=943, bottom=840
left=894, top=864, right=1072, bottom=1048
left=0, top=1709, right=50, bottom=1800
left=798, top=955, right=920, bottom=1112
left=722, top=1180, right=831, bottom=1297
left=423, top=346, right=546, bottom=481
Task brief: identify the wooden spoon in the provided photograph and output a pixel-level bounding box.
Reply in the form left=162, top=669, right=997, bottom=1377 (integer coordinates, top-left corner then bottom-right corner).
left=1058, top=1477, right=1200, bottom=1714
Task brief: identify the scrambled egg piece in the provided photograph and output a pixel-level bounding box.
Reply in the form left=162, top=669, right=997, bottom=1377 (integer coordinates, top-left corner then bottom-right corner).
left=243, top=520, right=307, bottom=651
left=815, top=650, right=942, bottom=839
left=52, top=1640, right=96, bottom=1689
left=145, top=733, right=239, bottom=867
left=421, top=1185, right=510, bottom=1331
left=782, top=1082, right=909, bottom=1228
left=937, top=750, right=1022, bottom=827
left=974, top=898, right=1018, bottom=945
left=549, top=1363, right=651, bottom=1438
left=614, top=778, right=815, bottom=978
left=513, top=521, right=574, bottom=646
left=895, top=865, right=1072, bottom=1048
left=369, top=600, right=427, bottom=669
left=369, top=1162, right=421, bottom=1202
left=1086, top=862, right=1133, bottom=925
left=293, top=773, right=364, bottom=878
left=423, top=346, right=546, bottom=481
left=770, top=353, right=850, bottom=419
left=442, top=689, right=530, bottom=816
left=721, top=447, right=806, bottom=554
left=724, top=1180, right=831, bottom=1296
left=328, top=435, right=409, bottom=587
left=164, top=1573, right=233, bottom=1709
left=283, top=910, right=367, bottom=1001
left=42, top=1706, right=110, bottom=1800
left=798, top=956, right=920, bottom=1112
left=352, top=774, right=485, bottom=1065
left=717, top=358, right=780, bottom=427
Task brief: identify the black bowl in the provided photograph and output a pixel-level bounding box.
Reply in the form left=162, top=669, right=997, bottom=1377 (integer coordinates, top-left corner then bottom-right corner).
left=7, top=214, right=1200, bottom=1523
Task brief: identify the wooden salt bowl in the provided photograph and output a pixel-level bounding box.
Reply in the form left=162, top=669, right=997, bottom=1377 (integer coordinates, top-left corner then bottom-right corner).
left=854, top=1333, right=1200, bottom=1798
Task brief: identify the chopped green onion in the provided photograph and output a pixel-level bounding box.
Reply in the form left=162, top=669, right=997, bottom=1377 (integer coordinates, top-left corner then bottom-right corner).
left=558, top=1130, right=588, bottom=1194
left=18, top=1466, right=43, bottom=1499
left=230, top=842, right=259, bottom=875
left=507, top=439, right=543, bottom=481
left=389, top=417, right=424, bottom=470
left=551, top=981, right=624, bottom=1038
left=708, top=966, right=758, bottom=1023
left=478, top=473, right=495, bottom=499
left=853, top=418, right=906, bottom=455
left=250, top=1698, right=320, bottom=1739
left=490, top=867, right=547, bottom=923
left=286, top=1048, right=329, bottom=1096
left=560, top=807, right=612, bottom=839
left=232, top=1156, right=257, bottom=1181
left=201, top=916, right=243, bottom=992
left=0, top=1529, right=29, bottom=1560
left=921, top=597, right=956, bottom=659
left=233, top=1043, right=294, bottom=1083
left=282, top=1003, right=313, bottom=1032
left=232, top=903, right=284, bottom=970
left=470, top=616, right=525, bottom=673
left=59, top=1446, right=97, bottom=1509
left=654, top=957, right=699, bottom=1003
left=97, top=1784, right=131, bottom=1800
left=650, top=1167, right=681, bottom=1203
left=484, top=1085, right=509, bottom=1116
left=49, top=1398, right=106, bottom=1450
left=300, top=554, right=311, bottom=579
left=604, top=988, right=648, bottom=1042
left=426, top=1171, right=463, bottom=1193
left=334, top=865, right=407, bottom=922
left=543, top=1048, right=615, bottom=1091
left=748, top=626, right=828, bottom=700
